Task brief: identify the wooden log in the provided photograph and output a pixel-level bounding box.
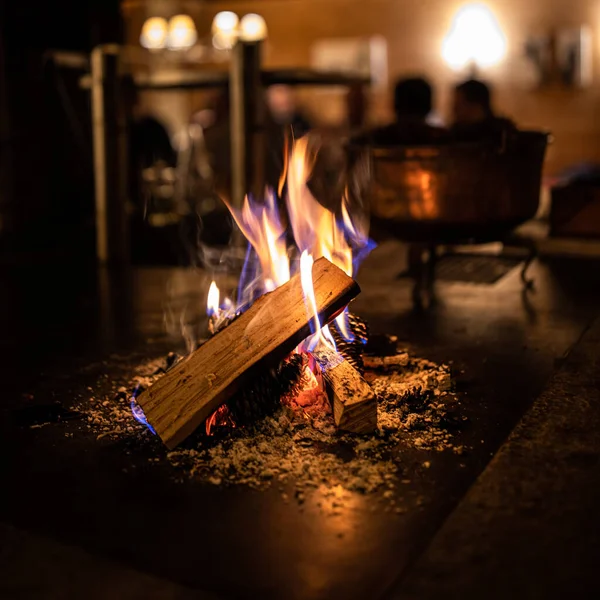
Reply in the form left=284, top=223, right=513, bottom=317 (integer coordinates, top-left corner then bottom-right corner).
left=137, top=258, right=360, bottom=448
left=316, top=348, right=378, bottom=434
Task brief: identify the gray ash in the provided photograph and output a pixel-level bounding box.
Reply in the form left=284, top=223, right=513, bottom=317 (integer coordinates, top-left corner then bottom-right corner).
left=72, top=341, right=468, bottom=512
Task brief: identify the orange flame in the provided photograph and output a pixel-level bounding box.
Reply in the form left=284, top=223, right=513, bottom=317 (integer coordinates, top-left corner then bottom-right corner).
left=285, top=137, right=355, bottom=339
left=298, top=251, right=337, bottom=353
left=207, top=280, right=220, bottom=317
left=225, top=189, right=290, bottom=293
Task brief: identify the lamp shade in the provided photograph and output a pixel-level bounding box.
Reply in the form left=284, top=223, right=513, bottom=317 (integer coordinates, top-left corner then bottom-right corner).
left=442, top=4, right=506, bottom=70
left=140, top=17, right=168, bottom=49
left=239, top=13, right=268, bottom=42
left=167, top=14, right=198, bottom=50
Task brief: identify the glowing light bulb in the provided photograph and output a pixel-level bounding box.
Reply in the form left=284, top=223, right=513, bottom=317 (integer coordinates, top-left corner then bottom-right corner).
left=211, top=11, right=240, bottom=49
left=140, top=17, right=168, bottom=49
left=212, top=11, right=239, bottom=35
left=167, top=14, right=197, bottom=50
left=442, top=4, right=506, bottom=70
left=239, top=13, right=268, bottom=42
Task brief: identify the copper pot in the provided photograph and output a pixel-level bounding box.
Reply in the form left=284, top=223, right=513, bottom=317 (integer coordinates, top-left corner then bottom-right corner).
left=352, top=131, right=549, bottom=243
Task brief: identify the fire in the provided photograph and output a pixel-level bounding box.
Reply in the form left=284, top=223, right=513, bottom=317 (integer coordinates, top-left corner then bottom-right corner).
left=199, top=134, right=375, bottom=431
left=207, top=281, right=220, bottom=317
left=214, top=136, right=372, bottom=327
left=298, top=250, right=337, bottom=353
left=285, top=137, right=372, bottom=342
left=130, top=384, right=156, bottom=435
left=281, top=352, right=330, bottom=417
left=225, top=189, right=290, bottom=296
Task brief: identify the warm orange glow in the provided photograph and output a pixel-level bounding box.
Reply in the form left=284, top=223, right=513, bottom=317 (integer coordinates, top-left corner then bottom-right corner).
left=407, top=170, right=438, bottom=219
left=281, top=353, right=330, bottom=417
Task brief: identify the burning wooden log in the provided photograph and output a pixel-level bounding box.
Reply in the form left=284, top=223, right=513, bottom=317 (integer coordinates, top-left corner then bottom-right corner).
left=137, top=258, right=360, bottom=448
left=316, top=348, right=377, bottom=434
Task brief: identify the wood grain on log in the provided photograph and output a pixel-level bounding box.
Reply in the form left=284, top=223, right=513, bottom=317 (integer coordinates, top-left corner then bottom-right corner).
left=137, top=258, right=360, bottom=448
left=317, top=348, right=378, bottom=434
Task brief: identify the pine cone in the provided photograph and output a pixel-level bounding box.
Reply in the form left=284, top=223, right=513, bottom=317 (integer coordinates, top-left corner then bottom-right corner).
left=227, top=354, right=303, bottom=425
left=331, top=313, right=369, bottom=374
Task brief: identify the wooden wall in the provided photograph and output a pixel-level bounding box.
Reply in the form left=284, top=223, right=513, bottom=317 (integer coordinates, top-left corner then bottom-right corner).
left=124, top=0, right=600, bottom=175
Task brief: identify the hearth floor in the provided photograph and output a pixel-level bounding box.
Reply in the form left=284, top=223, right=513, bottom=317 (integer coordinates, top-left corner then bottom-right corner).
left=1, top=242, right=600, bottom=600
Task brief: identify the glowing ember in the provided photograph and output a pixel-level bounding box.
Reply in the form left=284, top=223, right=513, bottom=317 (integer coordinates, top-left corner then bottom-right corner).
left=206, top=404, right=236, bottom=435
left=281, top=352, right=330, bottom=417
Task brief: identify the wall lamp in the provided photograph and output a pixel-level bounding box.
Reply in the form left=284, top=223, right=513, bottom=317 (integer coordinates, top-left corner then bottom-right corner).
left=211, top=11, right=268, bottom=50
left=140, top=14, right=198, bottom=51
left=442, top=3, right=506, bottom=74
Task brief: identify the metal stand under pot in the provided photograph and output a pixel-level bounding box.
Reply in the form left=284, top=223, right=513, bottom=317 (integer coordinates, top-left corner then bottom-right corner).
left=353, top=131, right=549, bottom=305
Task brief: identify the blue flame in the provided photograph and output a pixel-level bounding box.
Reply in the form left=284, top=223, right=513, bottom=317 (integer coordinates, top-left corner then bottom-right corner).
left=236, top=242, right=256, bottom=310
left=352, top=237, right=377, bottom=276
left=130, top=384, right=156, bottom=435
left=336, top=309, right=355, bottom=343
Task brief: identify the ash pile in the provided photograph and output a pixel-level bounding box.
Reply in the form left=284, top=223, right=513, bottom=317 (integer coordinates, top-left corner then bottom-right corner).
left=76, top=316, right=467, bottom=511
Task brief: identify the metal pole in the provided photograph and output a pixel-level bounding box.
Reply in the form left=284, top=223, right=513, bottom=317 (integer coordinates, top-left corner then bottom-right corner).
left=229, top=42, right=246, bottom=211
left=229, top=40, right=265, bottom=209
left=91, top=44, right=129, bottom=264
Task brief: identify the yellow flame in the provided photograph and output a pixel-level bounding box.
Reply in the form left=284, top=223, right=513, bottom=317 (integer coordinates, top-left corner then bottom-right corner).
left=299, top=251, right=336, bottom=353
left=286, top=138, right=353, bottom=275
left=216, top=137, right=368, bottom=349
left=226, top=190, right=290, bottom=292
left=286, top=138, right=355, bottom=339
left=277, top=128, right=291, bottom=198
left=207, top=281, right=220, bottom=317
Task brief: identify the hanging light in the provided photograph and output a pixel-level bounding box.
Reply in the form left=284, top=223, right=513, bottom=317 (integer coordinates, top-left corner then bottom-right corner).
left=211, top=11, right=240, bottom=36
left=167, top=14, right=198, bottom=50
left=140, top=17, right=168, bottom=49
left=442, top=4, right=506, bottom=70
left=211, top=11, right=240, bottom=49
left=239, top=13, right=268, bottom=42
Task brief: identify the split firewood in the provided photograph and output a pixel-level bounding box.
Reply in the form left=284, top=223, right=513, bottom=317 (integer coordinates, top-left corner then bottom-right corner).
left=137, top=257, right=360, bottom=449
left=316, top=348, right=378, bottom=434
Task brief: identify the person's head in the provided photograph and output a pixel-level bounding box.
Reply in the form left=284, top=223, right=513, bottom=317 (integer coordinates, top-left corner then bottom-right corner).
left=453, top=79, right=493, bottom=125
left=393, top=77, right=433, bottom=121
left=267, top=85, right=297, bottom=123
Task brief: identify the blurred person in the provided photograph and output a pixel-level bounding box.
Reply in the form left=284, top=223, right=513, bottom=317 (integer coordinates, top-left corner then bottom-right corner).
left=451, top=79, right=516, bottom=143
left=351, top=78, right=448, bottom=297
left=353, top=77, right=447, bottom=146
left=266, top=85, right=311, bottom=138
left=121, top=76, right=181, bottom=264
left=122, top=76, right=176, bottom=189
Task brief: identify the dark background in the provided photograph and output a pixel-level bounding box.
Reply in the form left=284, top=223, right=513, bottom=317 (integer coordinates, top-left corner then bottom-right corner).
left=0, top=0, right=121, bottom=262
